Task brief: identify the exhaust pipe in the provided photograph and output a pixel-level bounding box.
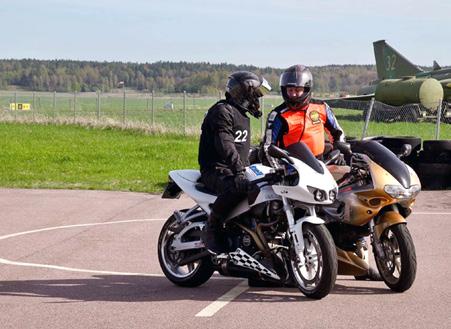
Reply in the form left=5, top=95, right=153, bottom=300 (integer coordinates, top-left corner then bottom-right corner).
left=178, top=250, right=210, bottom=266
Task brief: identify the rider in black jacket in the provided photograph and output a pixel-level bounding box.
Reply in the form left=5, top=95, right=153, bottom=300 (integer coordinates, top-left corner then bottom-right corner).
left=199, top=71, right=271, bottom=254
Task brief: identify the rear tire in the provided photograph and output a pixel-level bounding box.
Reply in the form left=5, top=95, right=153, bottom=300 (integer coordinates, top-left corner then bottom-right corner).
left=374, top=223, right=416, bottom=292
left=289, top=223, right=337, bottom=299
left=158, top=213, right=214, bottom=287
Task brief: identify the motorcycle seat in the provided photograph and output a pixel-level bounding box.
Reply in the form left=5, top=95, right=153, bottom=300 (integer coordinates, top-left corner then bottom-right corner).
left=195, top=182, right=217, bottom=196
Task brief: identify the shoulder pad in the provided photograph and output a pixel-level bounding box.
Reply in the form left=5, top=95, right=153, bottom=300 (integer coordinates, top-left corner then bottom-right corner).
left=211, top=100, right=233, bottom=112
left=273, top=102, right=287, bottom=113
left=310, top=98, right=325, bottom=105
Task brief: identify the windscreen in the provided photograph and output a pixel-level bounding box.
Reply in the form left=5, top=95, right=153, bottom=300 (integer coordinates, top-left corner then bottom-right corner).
left=286, top=142, right=324, bottom=174
left=352, top=140, right=411, bottom=188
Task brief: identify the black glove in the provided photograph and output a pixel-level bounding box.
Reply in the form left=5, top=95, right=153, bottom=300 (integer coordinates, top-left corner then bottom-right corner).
left=335, top=154, right=347, bottom=166
left=234, top=172, right=249, bottom=193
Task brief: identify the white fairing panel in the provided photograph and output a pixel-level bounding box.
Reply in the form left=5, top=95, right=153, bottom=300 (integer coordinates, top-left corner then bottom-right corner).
left=226, top=165, right=281, bottom=219
left=271, top=158, right=337, bottom=204
left=168, top=165, right=281, bottom=219
left=168, top=170, right=216, bottom=214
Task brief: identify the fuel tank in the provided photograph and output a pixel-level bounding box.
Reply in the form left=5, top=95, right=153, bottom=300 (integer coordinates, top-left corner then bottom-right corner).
left=375, top=77, right=444, bottom=110
left=441, top=79, right=451, bottom=103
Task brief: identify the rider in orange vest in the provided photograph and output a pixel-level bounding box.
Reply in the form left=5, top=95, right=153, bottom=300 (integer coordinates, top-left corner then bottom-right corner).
left=263, top=64, right=345, bottom=166
left=260, top=64, right=382, bottom=282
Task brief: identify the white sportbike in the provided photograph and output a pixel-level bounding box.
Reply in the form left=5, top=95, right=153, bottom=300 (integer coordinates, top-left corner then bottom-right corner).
left=158, top=143, right=338, bottom=299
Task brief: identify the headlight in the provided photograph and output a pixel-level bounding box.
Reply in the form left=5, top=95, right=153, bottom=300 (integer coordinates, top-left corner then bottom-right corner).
left=314, top=189, right=326, bottom=201
left=384, top=184, right=421, bottom=199
left=307, top=186, right=327, bottom=202
left=329, top=189, right=337, bottom=202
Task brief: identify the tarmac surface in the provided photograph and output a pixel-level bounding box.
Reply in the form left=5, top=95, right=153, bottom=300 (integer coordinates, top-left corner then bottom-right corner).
left=0, top=188, right=450, bottom=329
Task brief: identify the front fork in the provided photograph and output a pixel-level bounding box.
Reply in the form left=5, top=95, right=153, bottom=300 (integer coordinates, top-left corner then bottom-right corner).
left=369, top=209, right=407, bottom=260
left=282, top=197, right=324, bottom=265
left=369, top=218, right=385, bottom=259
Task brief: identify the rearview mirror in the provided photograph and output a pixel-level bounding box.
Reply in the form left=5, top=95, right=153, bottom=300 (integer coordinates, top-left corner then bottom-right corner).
left=334, top=141, right=352, bottom=156
left=398, top=144, right=412, bottom=158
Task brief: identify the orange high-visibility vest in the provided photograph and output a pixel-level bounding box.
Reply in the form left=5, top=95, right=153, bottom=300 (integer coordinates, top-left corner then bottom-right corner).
left=280, top=103, right=330, bottom=156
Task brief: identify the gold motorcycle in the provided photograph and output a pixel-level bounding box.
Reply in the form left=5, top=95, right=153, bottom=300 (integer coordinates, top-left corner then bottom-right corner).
left=322, top=139, right=420, bottom=292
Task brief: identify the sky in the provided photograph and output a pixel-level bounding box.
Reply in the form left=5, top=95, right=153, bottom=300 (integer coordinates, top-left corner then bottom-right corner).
left=1, top=0, right=449, bottom=68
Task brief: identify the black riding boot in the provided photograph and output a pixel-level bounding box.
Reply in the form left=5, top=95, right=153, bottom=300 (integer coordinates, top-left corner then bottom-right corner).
left=203, top=213, right=225, bottom=255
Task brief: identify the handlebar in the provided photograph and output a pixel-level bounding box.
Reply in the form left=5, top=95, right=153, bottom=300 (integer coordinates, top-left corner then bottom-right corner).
left=250, top=170, right=284, bottom=186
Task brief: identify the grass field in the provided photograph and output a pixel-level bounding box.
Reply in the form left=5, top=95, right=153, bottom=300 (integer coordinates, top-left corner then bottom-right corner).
left=0, top=123, right=199, bottom=192
left=1, top=91, right=450, bottom=193
left=0, top=119, right=449, bottom=194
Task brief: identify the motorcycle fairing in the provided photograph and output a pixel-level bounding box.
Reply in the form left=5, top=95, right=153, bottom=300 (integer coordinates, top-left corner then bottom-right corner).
left=271, top=157, right=337, bottom=205
left=229, top=248, right=280, bottom=280
left=352, top=140, right=411, bottom=188
left=374, top=211, right=406, bottom=239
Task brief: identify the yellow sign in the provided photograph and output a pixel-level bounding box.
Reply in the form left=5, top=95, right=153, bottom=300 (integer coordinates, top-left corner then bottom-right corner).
left=9, top=103, right=31, bottom=111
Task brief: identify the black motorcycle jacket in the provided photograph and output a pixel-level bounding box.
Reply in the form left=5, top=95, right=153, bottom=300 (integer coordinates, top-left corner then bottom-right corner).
left=198, top=100, right=250, bottom=174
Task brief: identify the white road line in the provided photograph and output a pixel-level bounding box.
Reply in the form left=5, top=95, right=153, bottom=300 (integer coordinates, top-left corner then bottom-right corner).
left=0, top=257, right=239, bottom=281
left=195, top=280, right=248, bottom=317
left=0, top=218, right=165, bottom=241
left=0, top=218, right=239, bottom=281
left=0, top=257, right=164, bottom=277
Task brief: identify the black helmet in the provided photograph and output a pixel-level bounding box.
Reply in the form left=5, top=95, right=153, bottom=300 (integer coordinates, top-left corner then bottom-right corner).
left=280, top=65, right=313, bottom=108
left=225, top=71, right=272, bottom=118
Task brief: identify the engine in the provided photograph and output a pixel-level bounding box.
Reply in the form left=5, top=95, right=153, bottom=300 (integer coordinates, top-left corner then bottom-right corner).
left=227, top=200, right=287, bottom=255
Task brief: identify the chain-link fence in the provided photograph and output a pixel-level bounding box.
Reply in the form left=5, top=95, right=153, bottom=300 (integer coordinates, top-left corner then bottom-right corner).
left=1, top=90, right=450, bottom=141
left=0, top=90, right=284, bottom=139
left=327, top=98, right=450, bottom=141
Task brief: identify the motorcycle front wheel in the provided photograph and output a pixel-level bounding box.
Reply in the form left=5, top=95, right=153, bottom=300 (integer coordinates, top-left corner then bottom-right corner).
left=157, top=212, right=214, bottom=287
left=374, top=223, right=416, bottom=292
left=289, top=223, right=337, bottom=299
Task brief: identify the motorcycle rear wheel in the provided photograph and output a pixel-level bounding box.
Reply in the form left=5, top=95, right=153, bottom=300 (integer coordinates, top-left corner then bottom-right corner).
left=158, top=212, right=214, bottom=287
left=289, top=223, right=337, bottom=299
left=374, top=223, right=416, bottom=292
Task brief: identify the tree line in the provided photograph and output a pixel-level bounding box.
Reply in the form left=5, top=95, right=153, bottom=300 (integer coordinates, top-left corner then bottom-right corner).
left=0, top=59, right=377, bottom=95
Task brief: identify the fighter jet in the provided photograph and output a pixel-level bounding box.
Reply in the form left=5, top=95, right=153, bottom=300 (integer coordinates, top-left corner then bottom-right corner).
left=327, top=40, right=450, bottom=111
left=369, top=40, right=450, bottom=106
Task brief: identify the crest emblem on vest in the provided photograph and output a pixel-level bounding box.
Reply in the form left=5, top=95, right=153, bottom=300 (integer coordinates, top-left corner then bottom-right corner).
left=309, top=111, right=321, bottom=124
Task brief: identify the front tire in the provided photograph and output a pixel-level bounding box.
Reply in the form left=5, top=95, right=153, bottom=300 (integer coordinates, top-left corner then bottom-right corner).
left=157, top=212, right=214, bottom=287
left=374, top=223, right=416, bottom=292
left=289, top=223, right=337, bottom=299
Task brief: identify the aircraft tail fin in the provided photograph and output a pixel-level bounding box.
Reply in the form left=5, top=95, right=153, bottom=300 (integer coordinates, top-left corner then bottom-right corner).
left=433, top=60, right=441, bottom=71
left=373, top=40, right=423, bottom=79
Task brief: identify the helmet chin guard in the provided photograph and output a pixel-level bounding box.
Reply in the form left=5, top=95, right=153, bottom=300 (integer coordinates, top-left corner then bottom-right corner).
left=225, top=71, right=271, bottom=118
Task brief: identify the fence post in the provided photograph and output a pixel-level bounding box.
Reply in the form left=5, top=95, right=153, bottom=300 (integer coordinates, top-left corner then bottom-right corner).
left=32, top=92, right=36, bottom=121
left=151, top=90, right=155, bottom=127
left=96, top=90, right=101, bottom=120
left=53, top=91, right=56, bottom=118
left=73, top=91, right=76, bottom=122
left=434, top=100, right=443, bottom=140
left=122, top=86, right=126, bottom=123
left=146, top=92, right=149, bottom=125
left=14, top=91, right=17, bottom=119
left=362, top=97, right=375, bottom=139
left=183, top=91, right=187, bottom=135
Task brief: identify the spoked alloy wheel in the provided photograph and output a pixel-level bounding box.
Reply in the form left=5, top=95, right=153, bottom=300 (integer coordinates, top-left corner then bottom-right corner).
left=289, top=223, right=337, bottom=299
left=157, top=213, right=214, bottom=287
left=374, top=223, right=416, bottom=292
